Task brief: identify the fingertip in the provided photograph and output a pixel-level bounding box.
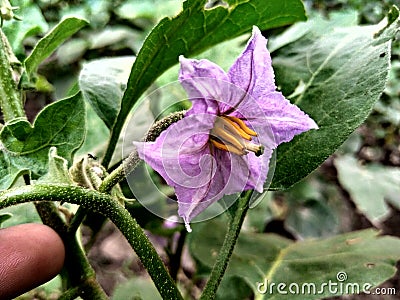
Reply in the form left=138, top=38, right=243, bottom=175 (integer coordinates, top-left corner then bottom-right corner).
left=0, top=223, right=65, bottom=299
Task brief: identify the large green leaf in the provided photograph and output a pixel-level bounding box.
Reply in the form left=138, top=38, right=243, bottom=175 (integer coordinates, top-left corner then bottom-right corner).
left=79, top=56, right=135, bottom=129
left=269, top=8, right=399, bottom=190
left=190, top=219, right=400, bottom=300
left=24, top=16, right=88, bottom=76
left=103, top=0, right=306, bottom=166
left=335, top=155, right=400, bottom=224
left=0, top=93, right=86, bottom=188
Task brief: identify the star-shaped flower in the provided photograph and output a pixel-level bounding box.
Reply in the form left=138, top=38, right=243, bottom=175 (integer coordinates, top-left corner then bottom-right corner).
left=134, top=26, right=318, bottom=231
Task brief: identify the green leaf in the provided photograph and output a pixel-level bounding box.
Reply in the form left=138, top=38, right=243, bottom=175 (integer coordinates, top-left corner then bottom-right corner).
left=268, top=10, right=359, bottom=53
left=75, top=101, right=109, bottom=158
left=0, top=149, right=29, bottom=190
left=284, top=178, right=341, bottom=239
left=112, top=277, right=162, bottom=300
left=115, top=0, right=182, bottom=24
left=79, top=56, right=135, bottom=129
left=190, top=219, right=400, bottom=300
left=38, top=147, right=73, bottom=184
left=24, top=16, right=88, bottom=76
left=0, top=93, right=86, bottom=185
left=216, top=276, right=253, bottom=300
left=0, top=203, right=41, bottom=227
left=270, top=10, right=399, bottom=190
left=0, top=212, right=12, bottom=227
left=286, top=198, right=338, bottom=239
left=245, top=191, right=274, bottom=233
left=334, top=155, right=400, bottom=224
left=59, top=0, right=110, bottom=28
left=104, top=0, right=306, bottom=166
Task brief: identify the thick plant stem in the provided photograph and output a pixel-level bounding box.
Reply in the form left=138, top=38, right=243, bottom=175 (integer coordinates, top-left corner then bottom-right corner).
left=58, top=279, right=108, bottom=300
left=199, top=190, right=253, bottom=300
left=98, top=151, right=139, bottom=193
left=0, top=184, right=183, bottom=300
left=34, top=201, right=108, bottom=300
left=0, top=29, right=24, bottom=121
left=169, top=229, right=187, bottom=281
left=67, top=205, right=88, bottom=233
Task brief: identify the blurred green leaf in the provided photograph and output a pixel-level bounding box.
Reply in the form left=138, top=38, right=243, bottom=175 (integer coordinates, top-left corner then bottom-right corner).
left=0, top=93, right=86, bottom=187
left=79, top=56, right=135, bottom=129
left=0, top=148, right=29, bottom=189
left=0, top=212, right=12, bottom=227
left=2, top=0, right=48, bottom=56
left=24, top=16, right=88, bottom=76
left=216, top=276, right=253, bottom=300
left=112, top=277, right=162, bottom=300
left=86, top=26, right=141, bottom=52
left=58, top=0, right=111, bottom=28
left=335, top=155, right=400, bottom=224
left=0, top=203, right=41, bottom=227
left=38, top=147, right=73, bottom=184
left=269, top=10, right=359, bottom=53
left=105, top=0, right=306, bottom=166
left=55, top=37, right=88, bottom=66
left=245, top=191, right=274, bottom=233
left=377, top=60, right=400, bottom=126
left=284, top=179, right=340, bottom=239
left=286, top=199, right=338, bottom=239
left=75, top=101, right=109, bottom=159
left=115, top=0, right=182, bottom=24
left=190, top=218, right=400, bottom=300
left=270, top=10, right=399, bottom=190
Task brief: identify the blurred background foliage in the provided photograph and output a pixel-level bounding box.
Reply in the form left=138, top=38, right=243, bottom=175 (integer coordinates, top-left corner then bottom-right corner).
left=1, top=0, right=399, bottom=299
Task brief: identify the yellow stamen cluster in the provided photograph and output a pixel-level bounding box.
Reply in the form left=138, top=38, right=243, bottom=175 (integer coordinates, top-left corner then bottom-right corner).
left=210, top=116, right=264, bottom=156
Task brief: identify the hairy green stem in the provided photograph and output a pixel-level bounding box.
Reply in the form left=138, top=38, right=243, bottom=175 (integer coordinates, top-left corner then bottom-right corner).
left=0, top=29, right=24, bottom=121
left=102, top=127, right=121, bottom=170
left=199, top=190, right=253, bottom=300
left=0, top=184, right=183, bottom=300
left=67, top=205, right=88, bottom=233
left=98, top=151, right=139, bottom=193
left=169, top=229, right=187, bottom=281
left=58, top=278, right=108, bottom=300
left=34, top=201, right=108, bottom=299
left=35, top=201, right=68, bottom=233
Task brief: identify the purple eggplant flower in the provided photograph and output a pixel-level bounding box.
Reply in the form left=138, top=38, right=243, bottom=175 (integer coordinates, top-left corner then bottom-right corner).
left=134, top=26, right=318, bottom=232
